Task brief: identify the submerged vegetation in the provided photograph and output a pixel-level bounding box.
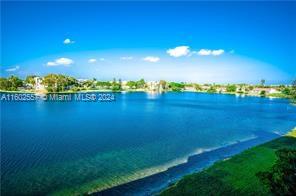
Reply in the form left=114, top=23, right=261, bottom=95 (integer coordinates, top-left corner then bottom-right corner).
left=160, top=129, right=296, bottom=196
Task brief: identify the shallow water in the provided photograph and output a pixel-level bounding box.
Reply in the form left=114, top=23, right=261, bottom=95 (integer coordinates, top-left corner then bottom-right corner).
left=1, top=92, right=295, bottom=195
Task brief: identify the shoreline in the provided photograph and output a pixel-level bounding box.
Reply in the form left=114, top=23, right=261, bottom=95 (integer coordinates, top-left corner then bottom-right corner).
left=160, top=128, right=296, bottom=195
left=92, top=131, right=281, bottom=196
left=0, top=90, right=290, bottom=100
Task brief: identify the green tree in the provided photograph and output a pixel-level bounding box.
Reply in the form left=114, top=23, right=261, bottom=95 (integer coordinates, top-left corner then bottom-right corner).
left=111, top=78, right=121, bottom=91
left=257, top=148, right=296, bottom=195
left=127, top=81, right=137, bottom=89
left=169, top=82, right=185, bottom=92
left=292, top=80, right=296, bottom=99
left=282, top=87, right=291, bottom=96
left=43, top=74, right=59, bottom=92
left=9, top=76, right=22, bottom=90
left=0, top=78, right=10, bottom=90
left=194, top=84, right=202, bottom=91
left=207, top=85, right=217, bottom=93
left=136, top=79, right=146, bottom=89
left=111, top=83, right=121, bottom=91
left=118, top=78, right=122, bottom=89
left=226, top=84, right=237, bottom=93
left=261, top=79, right=266, bottom=87
left=10, top=76, right=23, bottom=90
left=25, top=75, right=36, bottom=87
left=260, top=90, right=266, bottom=97
left=248, top=86, right=254, bottom=91
left=83, top=79, right=97, bottom=89
left=43, top=74, right=77, bottom=92
left=0, top=76, right=23, bottom=91
left=96, top=81, right=111, bottom=89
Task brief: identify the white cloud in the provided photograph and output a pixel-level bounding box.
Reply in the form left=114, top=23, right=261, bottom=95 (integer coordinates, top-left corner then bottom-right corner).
left=196, top=49, right=224, bottom=56
left=63, top=38, right=75, bottom=44
left=47, top=62, right=58, bottom=66
left=47, top=57, right=74, bottom=66
left=211, top=49, right=224, bottom=56
left=88, top=58, right=97, bottom=63
left=143, top=56, right=160, bottom=63
left=197, top=49, right=212, bottom=56
left=6, top=65, right=20, bottom=72
left=120, top=56, right=133, bottom=60
left=56, top=58, right=74, bottom=65
left=167, top=46, right=190, bottom=57
left=166, top=46, right=225, bottom=57
left=99, top=58, right=105, bottom=61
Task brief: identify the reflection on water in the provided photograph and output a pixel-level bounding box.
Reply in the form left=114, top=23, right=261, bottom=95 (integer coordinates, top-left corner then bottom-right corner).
left=1, top=92, right=296, bottom=195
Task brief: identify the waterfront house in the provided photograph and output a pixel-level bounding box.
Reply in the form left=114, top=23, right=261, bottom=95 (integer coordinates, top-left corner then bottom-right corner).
left=34, top=77, right=45, bottom=91
left=147, top=81, right=159, bottom=92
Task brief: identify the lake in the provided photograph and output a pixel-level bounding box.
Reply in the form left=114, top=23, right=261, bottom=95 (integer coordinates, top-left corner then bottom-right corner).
left=1, top=92, right=295, bottom=195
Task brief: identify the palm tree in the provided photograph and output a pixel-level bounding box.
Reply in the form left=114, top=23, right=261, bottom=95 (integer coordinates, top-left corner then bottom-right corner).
left=261, top=79, right=265, bottom=87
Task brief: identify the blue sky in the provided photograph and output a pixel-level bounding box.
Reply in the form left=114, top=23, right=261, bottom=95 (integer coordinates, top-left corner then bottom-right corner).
left=1, top=1, right=295, bottom=84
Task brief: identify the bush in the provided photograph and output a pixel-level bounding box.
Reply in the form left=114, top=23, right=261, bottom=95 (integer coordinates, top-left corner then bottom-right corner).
left=226, top=84, right=237, bottom=92
left=0, top=76, right=23, bottom=91
left=260, top=90, right=266, bottom=97
left=207, top=86, right=217, bottom=93
left=169, top=82, right=185, bottom=92
left=256, top=148, right=296, bottom=195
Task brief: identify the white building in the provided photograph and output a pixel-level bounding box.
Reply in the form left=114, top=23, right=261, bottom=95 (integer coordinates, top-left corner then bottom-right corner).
left=147, top=81, right=159, bottom=91
left=121, top=81, right=129, bottom=90
left=34, top=77, right=45, bottom=91
left=268, top=88, right=280, bottom=94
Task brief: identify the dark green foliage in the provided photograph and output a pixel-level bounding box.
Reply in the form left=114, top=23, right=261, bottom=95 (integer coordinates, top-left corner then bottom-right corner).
left=161, top=172, right=235, bottom=196
left=127, top=81, right=137, bottom=89
left=248, top=86, right=254, bottom=91
left=226, top=84, right=237, bottom=92
left=0, top=76, right=23, bottom=91
left=169, top=82, right=185, bottom=92
left=136, top=79, right=146, bottom=88
left=261, top=79, right=266, bottom=87
left=160, top=133, right=296, bottom=196
left=96, top=81, right=111, bottom=89
left=109, top=78, right=121, bottom=91
left=260, top=90, right=266, bottom=97
left=194, top=84, right=202, bottom=91
left=282, top=87, right=291, bottom=96
left=0, top=78, right=9, bottom=90
left=292, top=80, right=296, bottom=99
left=207, top=86, right=217, bottom=93
left=126, top=79, right=145, bottom=89
left=257, top=148, right=296, bottom=195
left=111, top=83, right=121, bottom=91
left=43, top=74, right=78, bottom=92
left=82, top=79, right=96, bottom=89
left=25, top=75, right=36, bottom=86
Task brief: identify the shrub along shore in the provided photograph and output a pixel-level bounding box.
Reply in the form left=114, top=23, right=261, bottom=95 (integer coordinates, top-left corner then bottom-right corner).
left=160, top=128, right=296, bottom=196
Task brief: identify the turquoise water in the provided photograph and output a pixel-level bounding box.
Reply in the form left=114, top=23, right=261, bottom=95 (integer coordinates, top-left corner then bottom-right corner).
left=1, top=92, right=295, bottom=195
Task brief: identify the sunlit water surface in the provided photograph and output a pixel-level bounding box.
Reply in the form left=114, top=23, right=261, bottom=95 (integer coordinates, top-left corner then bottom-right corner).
left=1, top=92, right=296, bottom=195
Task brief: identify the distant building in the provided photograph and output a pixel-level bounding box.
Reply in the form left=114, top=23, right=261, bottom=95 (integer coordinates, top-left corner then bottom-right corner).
left=77, top=79, right=88, bottom=84
left=147, top=81, right=159, bottom=91
left=34, top=77, right=45, bottom=91
left=121, top=81, right=128, bottom=90
left=268, top=88, right=280, bottom=94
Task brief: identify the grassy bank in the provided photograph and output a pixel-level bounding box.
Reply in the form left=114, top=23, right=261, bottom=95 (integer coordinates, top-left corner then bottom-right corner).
left=160, top=128, right=296, bottom=195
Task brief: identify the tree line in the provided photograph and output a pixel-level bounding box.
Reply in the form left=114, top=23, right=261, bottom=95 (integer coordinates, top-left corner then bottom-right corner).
left=1, top=75, right=296, bottom=100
